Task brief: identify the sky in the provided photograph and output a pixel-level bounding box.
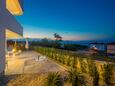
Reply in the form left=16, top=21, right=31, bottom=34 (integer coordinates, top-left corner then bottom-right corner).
left=16, top=0, right=115, bottom=40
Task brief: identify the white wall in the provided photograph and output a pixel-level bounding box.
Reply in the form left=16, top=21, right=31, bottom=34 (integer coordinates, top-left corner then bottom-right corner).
left=0, top=0, right=23, bottom=74
left=0, top=10, right=23, bottom=36
left=107, top=45, right=115, bottom=54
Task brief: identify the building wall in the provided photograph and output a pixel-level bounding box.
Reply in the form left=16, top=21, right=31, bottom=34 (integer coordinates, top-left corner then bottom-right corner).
left=0, top=0, right=5, bottom=9
left=107, top=45, right=115, bottom=54
left=0, top=0, right=5, bottom=75
left=0, top=10, right=23, bottom=36
left=0, top=28, right=5, bottom=74
left=0, top=0, right=23, bottom=74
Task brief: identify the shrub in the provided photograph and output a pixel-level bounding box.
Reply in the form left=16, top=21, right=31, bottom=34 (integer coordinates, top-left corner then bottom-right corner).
left=45, top=72, right=62, bottom=86
left=102, top=64, right=115, bottom=86
left=93, top=66, right=99, bottom=86
left=67, top=68, right=86, bottom=86
left=87, top=58, right=99, bottom=86
left=80, top=58, right=87, bottom=73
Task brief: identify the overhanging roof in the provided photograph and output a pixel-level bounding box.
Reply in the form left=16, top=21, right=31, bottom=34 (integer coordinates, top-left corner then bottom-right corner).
left=6, top=29, right=22, bottom=38
left=6, top=0, right=23, bottom=15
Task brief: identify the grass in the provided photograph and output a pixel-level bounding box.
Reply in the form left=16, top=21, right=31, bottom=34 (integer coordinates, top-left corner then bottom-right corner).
left=0, top=74, right=46, bottom=86
left=0, top=73, right=67, bottom=86
left=0, top=72, right=87, bottom=86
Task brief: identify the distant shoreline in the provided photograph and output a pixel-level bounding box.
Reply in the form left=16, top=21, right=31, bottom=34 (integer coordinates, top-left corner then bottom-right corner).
left=7, top=38, right=115, bottom=46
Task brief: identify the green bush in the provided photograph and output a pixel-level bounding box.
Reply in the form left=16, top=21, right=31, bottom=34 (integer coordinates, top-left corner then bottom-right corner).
left=80, top=58, right=87, bottom=73
left=45, top=72, right=62, bottom=86
left=31, top=46, right=115, bottom=86
left=67, top=68, right=86, bottom=86
left=103, top=64, right=115, bottom=86
left=87, top=58, right=99, bottom=86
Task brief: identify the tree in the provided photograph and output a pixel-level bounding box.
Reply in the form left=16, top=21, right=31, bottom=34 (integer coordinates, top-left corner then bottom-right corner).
left=40, top=38, right=52, bottom=47
left=53, top=33, right=63, bottom=48
left=54, top=33, right=62, bottom=41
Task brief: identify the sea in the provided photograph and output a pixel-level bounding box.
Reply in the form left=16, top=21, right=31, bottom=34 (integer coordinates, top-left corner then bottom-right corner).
left=8, top=38, right=115, bottom=46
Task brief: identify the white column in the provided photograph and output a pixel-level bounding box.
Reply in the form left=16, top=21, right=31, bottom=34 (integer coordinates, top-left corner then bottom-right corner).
left=0, top=28, right=5, bottom=75
left=5, top=38, right=7, bottom=53
left=25, top=38, right=29, bottom=50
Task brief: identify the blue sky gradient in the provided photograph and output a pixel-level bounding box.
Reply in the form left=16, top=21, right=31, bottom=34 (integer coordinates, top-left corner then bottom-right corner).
left=16, top=0, right=115, bottom=40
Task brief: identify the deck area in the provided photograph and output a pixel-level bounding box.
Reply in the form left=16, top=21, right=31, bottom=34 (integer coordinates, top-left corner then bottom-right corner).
left=5, top=51, right=66, bottom=75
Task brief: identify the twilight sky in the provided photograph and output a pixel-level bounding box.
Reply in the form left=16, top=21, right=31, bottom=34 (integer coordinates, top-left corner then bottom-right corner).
left=16, top=0, right=115, bottom=40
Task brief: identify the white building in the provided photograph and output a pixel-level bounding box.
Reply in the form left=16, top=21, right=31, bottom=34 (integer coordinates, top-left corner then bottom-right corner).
left=90, top=42, right=106, bottom=51
left=107, top=42, right=115, bottom=57
left=0, top=0, right=23, bottom=75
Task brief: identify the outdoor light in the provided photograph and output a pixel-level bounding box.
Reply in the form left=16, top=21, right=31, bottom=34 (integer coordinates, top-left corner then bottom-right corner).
left=6, top=29, right=22, bottom=38
left=6, top=0, right=23, bottom=15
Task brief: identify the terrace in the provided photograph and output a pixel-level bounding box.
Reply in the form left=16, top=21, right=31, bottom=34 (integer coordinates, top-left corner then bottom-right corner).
left=5, top=51, right=66, bottom=75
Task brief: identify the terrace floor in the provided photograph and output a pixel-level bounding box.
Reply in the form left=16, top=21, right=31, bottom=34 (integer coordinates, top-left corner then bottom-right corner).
left=5, top=51, right=66, bottom=75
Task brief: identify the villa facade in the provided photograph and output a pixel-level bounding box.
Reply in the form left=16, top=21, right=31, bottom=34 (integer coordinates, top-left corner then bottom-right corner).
left=107, top=42, right=115, bottom=57
left=0, top=0, right=23, bottom=75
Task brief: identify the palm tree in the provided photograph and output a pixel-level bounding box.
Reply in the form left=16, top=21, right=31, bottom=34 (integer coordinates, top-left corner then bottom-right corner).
left=54, top=33, right=62, bottom=41
left=45, top=72, right=62, bottom=86
left=67, top=68, right=86, bottom=86
left=53, top=33, right=62, bottom=48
